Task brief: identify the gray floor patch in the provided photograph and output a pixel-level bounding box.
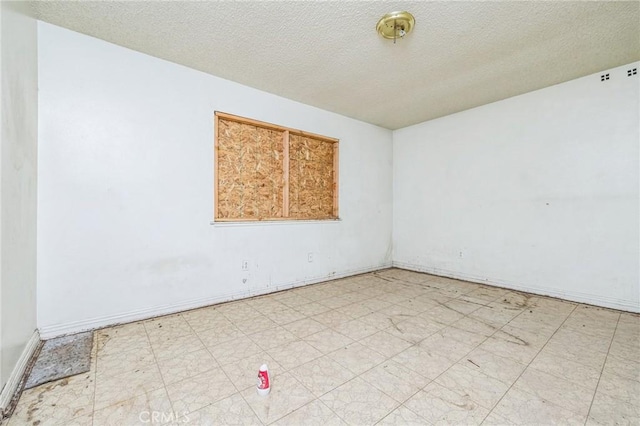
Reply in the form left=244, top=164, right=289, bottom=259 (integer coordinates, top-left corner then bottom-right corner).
left=25, top=331, right=93, bottom=389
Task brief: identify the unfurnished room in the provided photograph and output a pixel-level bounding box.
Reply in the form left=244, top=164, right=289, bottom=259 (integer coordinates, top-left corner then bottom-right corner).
left=0, top=1, right=639, bottom=425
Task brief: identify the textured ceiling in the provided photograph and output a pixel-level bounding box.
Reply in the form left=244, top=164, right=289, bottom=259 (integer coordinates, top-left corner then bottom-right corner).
left=31, top=1, right=640, bottom=130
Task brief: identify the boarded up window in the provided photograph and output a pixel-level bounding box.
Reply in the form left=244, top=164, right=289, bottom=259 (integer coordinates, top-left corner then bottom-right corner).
left=215, top=112, right=338, bottom=221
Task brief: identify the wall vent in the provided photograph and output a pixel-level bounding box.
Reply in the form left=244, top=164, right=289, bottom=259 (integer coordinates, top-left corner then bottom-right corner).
left=600, top=73, right=610, bottom=81
left=627, top=68, right=637, bottom=77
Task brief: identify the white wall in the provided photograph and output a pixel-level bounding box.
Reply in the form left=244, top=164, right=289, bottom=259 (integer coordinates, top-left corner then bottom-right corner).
left=0, top=0, right=38, bottom=403
left=393, top=62, right=639, bottom=312
left=37, top=23, right=393, bottom=337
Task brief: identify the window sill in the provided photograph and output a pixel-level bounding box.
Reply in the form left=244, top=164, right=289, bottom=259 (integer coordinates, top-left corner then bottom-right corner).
left=210, top=218, right=342, bottom=227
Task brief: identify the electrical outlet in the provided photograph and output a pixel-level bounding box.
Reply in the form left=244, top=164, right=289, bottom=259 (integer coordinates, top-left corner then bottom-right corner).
left=308, top=252, right=314, bottom=263
left=242, top=260, right=249, bottom=271
left=459, top=251, right=463, bottom=258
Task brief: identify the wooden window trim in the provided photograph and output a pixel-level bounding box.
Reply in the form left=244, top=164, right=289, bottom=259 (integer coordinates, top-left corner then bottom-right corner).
left=214, top=111, right=339, bottom=222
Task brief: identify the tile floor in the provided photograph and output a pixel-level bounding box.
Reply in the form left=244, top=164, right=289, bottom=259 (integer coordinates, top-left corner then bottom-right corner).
left=7, top=268, right=640, bottom=425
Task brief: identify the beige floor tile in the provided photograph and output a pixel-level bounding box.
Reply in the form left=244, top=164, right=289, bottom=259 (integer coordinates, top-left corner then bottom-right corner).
left=217, top=302, right=260, bottom=323
left=246, top=298, right=288, bottom=313
left=283, top=317, right=327, bottom=338
left=379, top=297, right=421, bottom=322
left=602, top=352, right=640, bottom=382
left=595, top=372, right=640, bottom=402
left=266, top=307, right=307, bottom=326
left=612, top=323, right=640, bottom=344
left=290, top=355, right=357, bottom=397
left=355, top=312, right=394, bottom=331
left=436, top=363, right=510, bottom=409
left=322, top=295, right=359, bottom=310
left=464, top=347, right=526, bottom=384
left=9, top=373, right=95, bottom=426
left=328, top=342, right=386, bottom=375
left=528, top=349, right=602, bottom=389
left=166, top=367, right=237, bottom=414
left=267, top=340, right=323, bottom=370
left=560, top=318, right=617, bottom=340
left=385, top=316, right=443, bottom=344
left=181, top=306, right=229, bottom=332
left=92, top=388, right=174, bottom=425
left=376, top=405, right=428, bottom=426
left=468, top=305, right=520, bottom=329
left=292, top=287, right=330, bottom=301
left=248, top=326, right=298, bottom=351
left=278, top=294, right=314, bottom=309
left=150, top=332, right=206, bottom=361
left=419, top=331, right=477, bottom=362
left=513, top=368, right=594, bottom=416
left=540, top=339, right=608, bottom=370
left=442, top=299, right=483, bottom=315
left=572, top=305, right=620, bottom=322
left=494, top=292, right=538, bottom=310
left=294, top=301, right=333, bottom=316
left=549, top=328, right=612, bottom=354
left=455, top=294, right=493, bottom=307
left=359, top=330, right=412, bottom=358
left=94, top=364, right=164, bottom=410
left=97, top=344, right=156, bottom=377
left=359, top=297, right=395, bottom=312
left=319, top=377, right=399, bottom=425
left=418, top=305, right=466, bottom=326
left=12, top=271, right=640, bottom=426
left=333, top=318, right=379, bottom=340
left=219, top=351, right=282, bottom=391
left=97, top=329, right=151, bottom=357
left=616, top=314, right=640, bottom=340
left=476, top=335, right=540, bottom=365
left=144, top=314, right=193, bottom=342
left=533, top=297, right=577, bottom=315
left=7, top=412, right=94, bottom=426
left=587, top=389, right=640, bottom=425
left=404, top=382, right=490, bottom=425
left=96, top=321, right=147, bottom=340
left=270, top=290, right=303, bottom=302
left=341, top=291, right=373, bottom=304
left=180, top=392, right=261, bottom=425
left=394, top=296, right=438, bottom=314
left=157, top=348, right=217, bottom=384
left=391, top=345, right=455, bottom=380
left=241, top=372, right=314, bottom=424
left=499, top=324, right=554, bottom=348
left=508, top=310, right=566, bottom=332
left=360, top=360, right=430, bottom=403
left=303, top=329, right=354, bottom=354
left=196, top=322, right=245, bottom=347
left=435, top=324, right=488, bottom=347
left=233, top=314, right=279, bottom=335
left=462, top=286, right=507, bottom=303
left=481, top=411, right=512, bottom=425
left=207, top=335, right=262, bottom=365
left=492, top=387, right=586, bottom=425
left=608, top=337, right=640, bottom=362
left=451, top=316, right=498, bottom=338
left=273, top=399, right=346, bottom=426
left=490, top=326, right=547, bottom=353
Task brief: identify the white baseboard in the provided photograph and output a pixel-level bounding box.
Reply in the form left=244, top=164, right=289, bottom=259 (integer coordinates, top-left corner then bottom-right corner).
left=38, top=263, right=393, bottom=339
left=393, top=261, right=640, bottom=313
left=0, top=330, right=40, bottom=413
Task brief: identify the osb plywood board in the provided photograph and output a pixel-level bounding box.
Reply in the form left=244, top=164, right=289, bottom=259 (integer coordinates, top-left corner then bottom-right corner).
left=289, top=134, right=335, bottom=219
left=217, top=118, right=284, bottom=219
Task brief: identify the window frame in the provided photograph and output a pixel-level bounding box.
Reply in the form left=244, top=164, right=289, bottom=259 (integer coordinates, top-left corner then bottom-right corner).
left=214, top=111, right=339, bottom=222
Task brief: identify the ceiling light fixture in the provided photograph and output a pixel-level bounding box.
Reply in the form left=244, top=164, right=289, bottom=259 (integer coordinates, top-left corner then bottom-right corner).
left=376, top=11, right=415, bottom=43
